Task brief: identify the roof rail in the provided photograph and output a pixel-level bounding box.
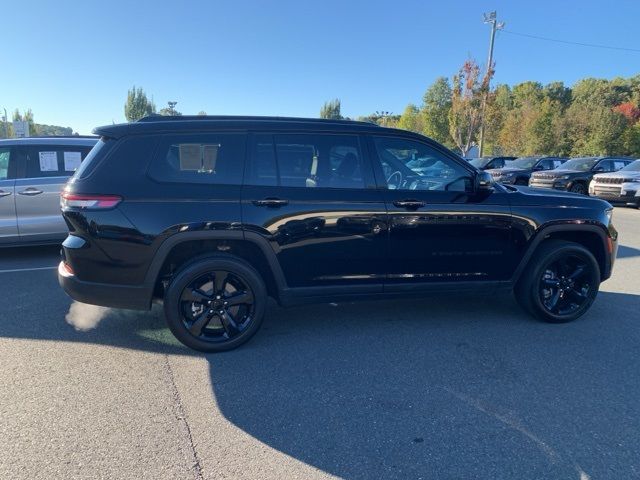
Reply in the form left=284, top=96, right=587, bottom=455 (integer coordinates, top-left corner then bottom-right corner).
left=136, top=115, right=379, bottom=127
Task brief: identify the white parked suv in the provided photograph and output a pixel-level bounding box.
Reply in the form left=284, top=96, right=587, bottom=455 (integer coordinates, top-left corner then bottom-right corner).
left=590, top=159, right=640, bottom=208
left=0, top=137, right=97, bottom=246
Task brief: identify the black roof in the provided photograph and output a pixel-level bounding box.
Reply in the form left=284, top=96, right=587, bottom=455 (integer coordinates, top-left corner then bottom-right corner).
left=93, top=115, right=386, bottom=138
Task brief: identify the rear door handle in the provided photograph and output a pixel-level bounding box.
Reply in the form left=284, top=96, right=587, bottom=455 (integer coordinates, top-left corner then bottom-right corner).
left=252, top=198, right=289, bottom=207
left=0, top=190, right=12, bottom=198
left=393, top=199, right=425, bottom=210
left=18, top=188, right=44, bottom=196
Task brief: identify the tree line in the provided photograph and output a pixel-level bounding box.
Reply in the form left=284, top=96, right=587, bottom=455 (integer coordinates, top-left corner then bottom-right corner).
left=321, top=59, right=640, bottom=158
left=0, top=109, right=75, bottom=138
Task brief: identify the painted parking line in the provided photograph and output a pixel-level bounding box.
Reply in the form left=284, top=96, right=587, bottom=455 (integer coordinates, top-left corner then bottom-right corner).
left=0, top=266, right=58, bottom=274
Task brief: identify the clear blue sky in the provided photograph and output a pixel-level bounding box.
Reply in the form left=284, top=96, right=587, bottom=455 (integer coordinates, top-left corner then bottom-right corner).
left=4, top=0, right=640, bottom=134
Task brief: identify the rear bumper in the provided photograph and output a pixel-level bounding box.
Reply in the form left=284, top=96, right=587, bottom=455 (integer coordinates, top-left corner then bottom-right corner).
left=58, top=262, right=152, bottom=310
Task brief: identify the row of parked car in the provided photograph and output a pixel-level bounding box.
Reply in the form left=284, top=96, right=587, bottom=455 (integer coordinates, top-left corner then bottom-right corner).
left=468, top=155, right=640, bottom=208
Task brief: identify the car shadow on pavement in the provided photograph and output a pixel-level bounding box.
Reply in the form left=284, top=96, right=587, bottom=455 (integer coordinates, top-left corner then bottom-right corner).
left=1, top=270, right=639, bottom=479
left=206, top=290, right=640, bottom=479
left=617, top=244, right=640, bottom=258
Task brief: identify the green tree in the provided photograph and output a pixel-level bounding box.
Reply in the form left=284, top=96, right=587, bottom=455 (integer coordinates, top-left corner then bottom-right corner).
left=320, top=99, right=343, bottom=119
left=124, top=86, right=156, bottom=122
left=397, top=104, right=422, bottom=132
left=420, top=77, right=452, bottom=145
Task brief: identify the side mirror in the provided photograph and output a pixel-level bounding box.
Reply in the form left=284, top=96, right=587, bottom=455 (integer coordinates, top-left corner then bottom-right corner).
left=475, top=171, right=494, bottom=192
left=593, top=166, right=605, bottom=172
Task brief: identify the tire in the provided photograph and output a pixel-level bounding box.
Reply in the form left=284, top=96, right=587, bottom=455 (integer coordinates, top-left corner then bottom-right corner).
left=514, top=240, right=600, bottom=323
left=163, top=254, right=267, bottom=352
left=569, top=182, right=587, bottom=195
left=515, top=178, right=528, bottom=186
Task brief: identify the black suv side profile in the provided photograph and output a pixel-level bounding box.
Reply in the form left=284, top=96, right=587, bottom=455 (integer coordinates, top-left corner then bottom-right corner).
left=58, top=117, right=618, bottom=352
left=529, top=156, right=635, bottom=194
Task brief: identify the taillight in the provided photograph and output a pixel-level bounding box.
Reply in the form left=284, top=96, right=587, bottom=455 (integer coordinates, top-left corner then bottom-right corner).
left=61, top=192, right=122, bottom=210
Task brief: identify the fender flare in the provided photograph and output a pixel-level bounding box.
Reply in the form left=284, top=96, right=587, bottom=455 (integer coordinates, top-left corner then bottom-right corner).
left=142, top=230, right=288, bottom=293
left=510, top=222, right=611, bottom=283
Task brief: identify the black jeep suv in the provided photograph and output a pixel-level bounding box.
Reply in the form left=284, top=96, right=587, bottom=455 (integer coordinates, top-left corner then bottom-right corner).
left=58, top=116, right=618, bottom=352
left=487, top=156, right=567, bottom=185
left=529, top=156, right=634, bottom=194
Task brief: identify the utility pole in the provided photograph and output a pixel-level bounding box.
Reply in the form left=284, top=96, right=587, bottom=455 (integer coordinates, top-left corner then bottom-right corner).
left=478, top=11, right=504, bottom=157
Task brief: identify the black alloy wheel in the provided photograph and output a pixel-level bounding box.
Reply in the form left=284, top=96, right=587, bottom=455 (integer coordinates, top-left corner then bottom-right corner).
left=180, top=270, right=255, bottom=341
left=538, top=255, right=592, bottom=316
left=515, top=240, right=600, bottom=323
left=164, top=255, right=267, bottom=352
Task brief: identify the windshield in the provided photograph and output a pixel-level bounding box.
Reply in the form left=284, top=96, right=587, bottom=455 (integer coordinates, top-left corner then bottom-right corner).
left=621, top=160, right=640, bottom=172
left=561, top=157, right=599, bottom=172
left=509, top=157, right=539, bottom=169
left=469, top=157, right=490, bottom=168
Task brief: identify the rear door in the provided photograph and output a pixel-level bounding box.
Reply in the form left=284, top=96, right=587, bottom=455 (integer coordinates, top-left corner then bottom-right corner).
left=0, top=146, right=18, bottom=244
left=242, top=132, right=387, bottom=292
left=14, top=144, right=92, bottom=243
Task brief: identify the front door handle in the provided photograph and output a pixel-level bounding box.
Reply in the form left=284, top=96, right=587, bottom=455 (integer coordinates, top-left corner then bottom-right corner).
left=393, top=199, right=425, bottom=210
left=0, top=190, right=12, bottom=198
left=252, top=198, right=289, bottom=207
left=18, top=188, right=44, bottom=196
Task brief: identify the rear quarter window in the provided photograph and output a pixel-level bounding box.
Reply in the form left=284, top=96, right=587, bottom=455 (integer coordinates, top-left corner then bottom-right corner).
left=73, top=138, right=114, bottom=180
left=148, top=133, right=245, bottom=185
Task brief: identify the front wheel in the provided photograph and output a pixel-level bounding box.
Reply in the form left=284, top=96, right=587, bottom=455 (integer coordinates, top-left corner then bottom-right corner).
left=515, top=240, right=600, bottom=323
left=163, top=255, right=267, bottom=352
left=569, top=183, right=587, bottom=195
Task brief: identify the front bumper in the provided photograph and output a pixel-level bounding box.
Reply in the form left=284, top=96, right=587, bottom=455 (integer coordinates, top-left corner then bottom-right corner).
left=529, top=179, right=571, bottom=190
left=591, top=184, right=640, bottom=206
left=58, top=262, right=152, bottom=310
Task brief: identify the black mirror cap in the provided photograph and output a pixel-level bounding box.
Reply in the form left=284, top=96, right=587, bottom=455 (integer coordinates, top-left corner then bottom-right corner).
left=476, top=171, right=495, bottom=192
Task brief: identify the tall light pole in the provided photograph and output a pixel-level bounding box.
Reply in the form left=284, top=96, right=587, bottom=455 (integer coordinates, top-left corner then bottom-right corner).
left=168, top=101, right=177, bottom=116
left=478, top=11, right=504, bottom=157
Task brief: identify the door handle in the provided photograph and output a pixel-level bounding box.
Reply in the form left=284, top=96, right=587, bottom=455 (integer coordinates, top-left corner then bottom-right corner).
left=393, top=199, right=425, bottom=210
left=0, top=190, right=12, bottom=198
left=18, top=188, right=44, bottom=196
left=252, top=198, right=289, bottom=207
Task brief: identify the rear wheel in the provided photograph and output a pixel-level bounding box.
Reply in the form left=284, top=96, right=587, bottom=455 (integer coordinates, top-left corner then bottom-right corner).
left=515, top=240, right=600, bottom=323
left=569, top=182, right=587, bottom=195
left=164, top=255, right=267, bottom=352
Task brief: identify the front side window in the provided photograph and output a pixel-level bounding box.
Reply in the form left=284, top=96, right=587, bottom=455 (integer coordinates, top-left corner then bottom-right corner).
left=246, top=133, right=366, bottom=189
left=0, top=148, right=10, bottom=180
left=149, top=133, right=245, bottom=185
left=372, top=136, right=471, bottom=192
left=23, top=146, right=92, bottom=179
left=562, top=158, right=598, bottom=172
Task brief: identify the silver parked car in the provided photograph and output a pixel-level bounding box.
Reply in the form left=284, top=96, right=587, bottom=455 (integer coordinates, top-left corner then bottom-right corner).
left=0, top=137, right=97, bottom=246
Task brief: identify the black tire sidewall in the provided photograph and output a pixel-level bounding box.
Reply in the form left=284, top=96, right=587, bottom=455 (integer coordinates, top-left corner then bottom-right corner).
left=527, top=244, right=600, bottom=323
left=570, top=183, right=586, bottom=194
left=164, top=256, right=267, bottom=352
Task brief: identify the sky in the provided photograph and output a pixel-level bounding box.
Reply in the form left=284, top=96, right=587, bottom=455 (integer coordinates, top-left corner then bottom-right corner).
left=3, top=0, right=640, bottom=134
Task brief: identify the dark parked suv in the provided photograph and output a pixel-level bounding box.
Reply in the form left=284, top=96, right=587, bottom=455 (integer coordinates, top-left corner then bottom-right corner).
left=58, top=117, right=618, bottom=352
left=487, top=156, right=567, bottom=185
left=529, top=156, right=634, bottom=194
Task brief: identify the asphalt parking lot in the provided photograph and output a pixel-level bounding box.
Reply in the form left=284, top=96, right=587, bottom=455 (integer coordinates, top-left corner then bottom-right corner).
left=1, top=208, right=639, bottom=480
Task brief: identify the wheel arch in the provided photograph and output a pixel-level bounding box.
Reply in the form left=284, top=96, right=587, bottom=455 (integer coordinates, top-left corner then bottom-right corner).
left=512, top=223, right=611, bottom=284
left=144, top=231, right=287, bottom=302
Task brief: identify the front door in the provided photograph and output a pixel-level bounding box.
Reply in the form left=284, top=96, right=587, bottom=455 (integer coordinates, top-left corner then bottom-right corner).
left=0, top=146, right=18, bottom=244
left=242, top=132, right=387, bottom=292
left=367, top=134, right=514, bottom=290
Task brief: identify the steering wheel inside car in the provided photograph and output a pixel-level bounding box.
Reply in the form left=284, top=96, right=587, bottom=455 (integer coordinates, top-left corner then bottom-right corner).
left=387, top=171, right=403, bottom=189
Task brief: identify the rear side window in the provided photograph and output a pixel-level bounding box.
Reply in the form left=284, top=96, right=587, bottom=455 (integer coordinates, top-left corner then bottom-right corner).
left=149, top=133, right=245, bottom=185
left=0, top=148, right=10, bottom=180
left=73, top=138, right=113, bottom=180
left=246, top=133, right=366, bottom=189
left=22, top=145, right=93, bottom=178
